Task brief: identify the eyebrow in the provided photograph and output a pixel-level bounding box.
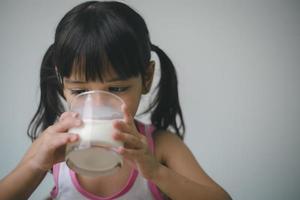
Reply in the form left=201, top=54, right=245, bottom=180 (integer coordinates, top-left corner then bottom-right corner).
left=64, top=77, right=124, bottom=83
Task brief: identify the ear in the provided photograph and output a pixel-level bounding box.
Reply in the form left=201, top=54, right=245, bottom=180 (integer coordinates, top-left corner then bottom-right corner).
left=142, top=61, right=155, bottom=94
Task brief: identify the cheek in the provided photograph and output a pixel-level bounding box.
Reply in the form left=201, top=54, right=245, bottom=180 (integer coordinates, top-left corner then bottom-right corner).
left=120, top=93, right=142, bottom=117
left=63, top=90, right=73, bottom=105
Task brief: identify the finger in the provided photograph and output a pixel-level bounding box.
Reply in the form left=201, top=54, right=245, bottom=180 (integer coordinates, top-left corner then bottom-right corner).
left=113, top=132, right=144, bottom=149
left=116, top=147, right=140, bottom=160
left=49, top=116, right=82, bottom=133
left=59, top=112, right=79, bottom=122
left=112, top=120, right=132, bottom=134
left=113, top=119, right=141, bottom=138
left=122, top=104, right=134, bottom=126
left=49, top=133, right=79, bottom=150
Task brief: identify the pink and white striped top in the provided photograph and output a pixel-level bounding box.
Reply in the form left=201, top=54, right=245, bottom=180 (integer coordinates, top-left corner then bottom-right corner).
left=50, top=121, right=165, bottom=200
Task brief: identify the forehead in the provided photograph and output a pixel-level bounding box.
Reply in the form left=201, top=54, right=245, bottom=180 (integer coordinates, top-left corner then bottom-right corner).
left=68, top=64, right=120, bottom=82
left=64, top=67, right=143, bottom=85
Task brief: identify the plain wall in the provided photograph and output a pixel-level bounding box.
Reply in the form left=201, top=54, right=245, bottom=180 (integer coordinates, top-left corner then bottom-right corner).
left=0, top=0, right=299, bottom=199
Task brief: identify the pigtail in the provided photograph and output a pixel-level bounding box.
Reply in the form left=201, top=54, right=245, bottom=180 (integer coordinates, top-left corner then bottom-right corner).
left=27, top=44, right=64, bottom=141
left=149, top=44, right=185, bottom=140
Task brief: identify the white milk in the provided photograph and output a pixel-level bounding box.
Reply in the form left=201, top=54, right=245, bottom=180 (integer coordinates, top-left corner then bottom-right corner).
left=69, top=119, right=123, bottom=148
left=65, top=119, right=123, bottom=176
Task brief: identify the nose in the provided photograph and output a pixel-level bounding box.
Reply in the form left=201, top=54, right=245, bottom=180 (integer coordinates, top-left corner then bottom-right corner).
left=87, top=91, right=120, bottom=108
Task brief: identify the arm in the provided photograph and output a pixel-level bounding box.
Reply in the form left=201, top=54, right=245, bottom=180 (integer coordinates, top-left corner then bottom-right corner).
left=113, top=105, right=231, bottom=200
left=0, top=159, right=47, bottom=200
left=151, top=131, right=232, bottom=200
left=0, top=112, right=81, bottom=200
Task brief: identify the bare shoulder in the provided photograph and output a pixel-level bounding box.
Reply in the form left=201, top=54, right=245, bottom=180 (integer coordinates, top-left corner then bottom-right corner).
left=152, top=130, right=184, bottom=163
left=153, top=130, right=220, bottom=187
left=153, top=130, right=195, bottom=167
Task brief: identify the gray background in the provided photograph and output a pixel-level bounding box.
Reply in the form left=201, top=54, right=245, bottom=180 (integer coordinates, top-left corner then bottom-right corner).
left=1, top=0, right=300, bottom=199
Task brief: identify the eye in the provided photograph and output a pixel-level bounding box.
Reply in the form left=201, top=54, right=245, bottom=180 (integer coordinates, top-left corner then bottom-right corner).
left=69, top=89, right=88, bottom=95
left=108, top=87, right=129, bottom=93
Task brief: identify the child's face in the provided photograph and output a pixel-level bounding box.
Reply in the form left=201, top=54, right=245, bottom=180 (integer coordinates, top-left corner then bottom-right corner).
left=62, top=67, right=144, bottom=117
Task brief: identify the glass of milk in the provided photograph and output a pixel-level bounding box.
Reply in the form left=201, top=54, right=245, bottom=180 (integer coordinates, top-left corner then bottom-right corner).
left=65, top=90, right=124, bottom=176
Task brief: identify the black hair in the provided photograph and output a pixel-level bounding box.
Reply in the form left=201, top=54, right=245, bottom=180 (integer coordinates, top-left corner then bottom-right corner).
left=27, top=1, right=185, bottom=140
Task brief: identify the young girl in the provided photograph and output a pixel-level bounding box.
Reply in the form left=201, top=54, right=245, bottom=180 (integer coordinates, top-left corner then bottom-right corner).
left=0, top=1, right=231, bottom=199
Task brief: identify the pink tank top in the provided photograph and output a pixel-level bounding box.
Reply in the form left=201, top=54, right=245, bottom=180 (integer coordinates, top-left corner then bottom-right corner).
left=50, top=121, right=165, bottom=200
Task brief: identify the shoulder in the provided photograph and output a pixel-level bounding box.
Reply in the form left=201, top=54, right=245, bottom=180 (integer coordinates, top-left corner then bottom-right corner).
left=152, top=130, right=190, bottom=166
left=152, top=130, right=217, bottom=186
left=151, top=128, right=232, bottom=195
left=137, top=121, right=198, bottom=169
left=153, top=130, right=183, bottom=149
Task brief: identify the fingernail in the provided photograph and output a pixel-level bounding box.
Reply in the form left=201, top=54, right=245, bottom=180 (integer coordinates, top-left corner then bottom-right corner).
left=112, top=132, right=119, bottom=139
left=70, top=135, right=76, bottom=142
left=71, top=135, right=79, bottom=142
left=118, top=147, right=125, bottom=154
left=75, top=120, right=81, bottom=126
left=115, top=120, right=123, bottom=127
left=112, top=120, right=118, bottom=126
left=114, top=146, right=121, bottom=153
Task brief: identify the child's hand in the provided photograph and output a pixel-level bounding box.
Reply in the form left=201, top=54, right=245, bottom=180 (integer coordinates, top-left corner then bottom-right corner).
left=112, top=105, right=161, bottom=180
left=21, top=112, right=81, bottom=172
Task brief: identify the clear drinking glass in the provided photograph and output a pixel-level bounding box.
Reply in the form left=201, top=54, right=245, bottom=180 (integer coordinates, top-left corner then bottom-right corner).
left=65, top=90, right=124, bottom=176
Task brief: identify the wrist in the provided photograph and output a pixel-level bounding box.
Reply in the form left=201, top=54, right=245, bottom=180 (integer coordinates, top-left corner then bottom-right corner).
left=26, top=158, right=49, bottom=174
